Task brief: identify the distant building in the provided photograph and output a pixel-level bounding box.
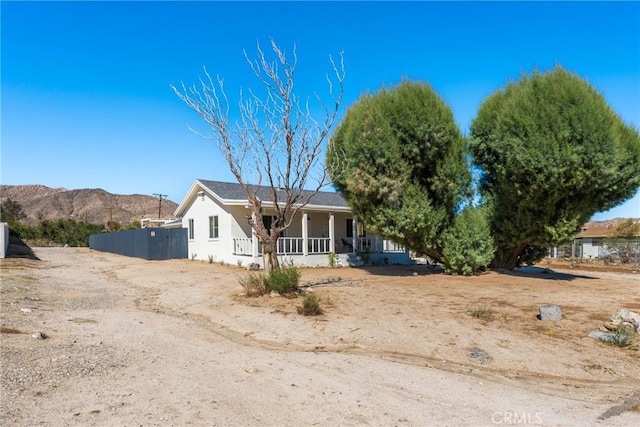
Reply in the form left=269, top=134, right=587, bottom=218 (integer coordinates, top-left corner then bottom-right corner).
left=548, top=219, right=640, bottom=264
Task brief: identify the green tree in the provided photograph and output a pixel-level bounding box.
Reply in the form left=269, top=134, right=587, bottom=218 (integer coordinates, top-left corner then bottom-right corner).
left=0, top=198, right=26, bottom=224
left=470, top=67, right=640, bottom=269
left=328, top=81, right=470, bottom=261
left=441, top=206, right=495, bottom=275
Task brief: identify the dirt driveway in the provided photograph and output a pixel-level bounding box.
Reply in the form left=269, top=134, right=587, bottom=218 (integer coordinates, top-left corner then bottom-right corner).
left=1, top=247, right=639, bottom=426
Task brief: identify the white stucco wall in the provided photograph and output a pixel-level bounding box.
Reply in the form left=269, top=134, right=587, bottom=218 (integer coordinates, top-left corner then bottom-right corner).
left=181, top=193, right=235, bottom=263
left=581, top=238, right=600, bottom=259
left=0, top=222, right=8, bottom=258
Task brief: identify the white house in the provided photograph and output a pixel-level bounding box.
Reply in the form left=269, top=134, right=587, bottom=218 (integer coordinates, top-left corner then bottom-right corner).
left=172, top=180, right=412, bottom=267
left=547, top=219, right=640, bottom=263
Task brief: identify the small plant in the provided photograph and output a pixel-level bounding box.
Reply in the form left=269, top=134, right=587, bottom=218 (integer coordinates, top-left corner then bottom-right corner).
left=581, top=364, right=616, bottom=375
left=237, top=259, right=243, bottom=268
left=467, top=304, right=495, bottom=321
left=297, top=293, right=323, bottom=316
left=218, top=259, right=225, bottom=266
left=238, top=271, right=268, bottom=297
left=606, top=323, right=636, bottom=347
left=327, top=251, right=337, bottom=267
left=356, top=247, right=371, bottom=264
left=267, top=263, right=300, bottom=294
left=191, top=253, right=197, bottom=260
left=208, top=254, right=214, bottom=264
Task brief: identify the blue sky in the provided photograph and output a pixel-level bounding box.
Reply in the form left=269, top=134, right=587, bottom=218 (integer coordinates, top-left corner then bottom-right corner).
left=2, top=1, right=639, bottom=220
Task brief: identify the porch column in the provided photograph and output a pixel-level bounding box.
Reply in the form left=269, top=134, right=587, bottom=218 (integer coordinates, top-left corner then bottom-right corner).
left=302, top=211, right=309, bottom=256
left=352, top=216, right=359, bottom=252
left=328, top=213, right=335, bottom=254
left=251, top=212, right=259, bottom=257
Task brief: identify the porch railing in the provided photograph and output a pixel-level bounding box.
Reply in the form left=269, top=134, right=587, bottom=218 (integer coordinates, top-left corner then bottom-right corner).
left=356, top=237, right=405, bottom=253
left=383, top=240, right=406, bottom=253
left=308, top=237, right=331, bottom=254
left=232, top=236, right=404, bottom=256
left=277, top=237, right=304, bottom=255
left=233, top=237, right=253, bottom=255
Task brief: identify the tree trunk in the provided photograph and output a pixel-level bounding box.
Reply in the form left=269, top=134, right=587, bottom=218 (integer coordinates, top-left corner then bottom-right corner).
left=262, top=240, right=280, bottom=273
left=424, top=248, right=444, bottom=265
left=491, top=243, right=529, bottom=270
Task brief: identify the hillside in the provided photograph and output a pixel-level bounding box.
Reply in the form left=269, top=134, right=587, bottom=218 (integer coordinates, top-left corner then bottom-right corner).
left=0, top=184, right=178, bottom=226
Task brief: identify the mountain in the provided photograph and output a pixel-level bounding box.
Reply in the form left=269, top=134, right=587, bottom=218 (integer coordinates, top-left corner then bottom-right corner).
left=0, top=185, right=178, bottom=226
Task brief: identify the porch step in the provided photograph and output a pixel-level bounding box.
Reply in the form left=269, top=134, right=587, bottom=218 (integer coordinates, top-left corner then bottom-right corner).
left=341, top=253, right=364, bottom=267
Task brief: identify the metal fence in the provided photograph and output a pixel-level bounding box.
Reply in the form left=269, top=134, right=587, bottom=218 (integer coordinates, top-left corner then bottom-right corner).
left=597, top=238, right=639, bottom=266
left=89, top=228, right=187, bottom=260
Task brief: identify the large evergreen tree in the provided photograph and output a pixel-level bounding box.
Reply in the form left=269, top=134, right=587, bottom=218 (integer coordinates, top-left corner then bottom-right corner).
left=328, top=81, right=470, bottom=261
left=470, top=67, right=640, bottom=269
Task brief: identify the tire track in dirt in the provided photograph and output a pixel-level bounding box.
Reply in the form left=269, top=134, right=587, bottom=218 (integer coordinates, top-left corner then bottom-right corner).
left=32, top=248, right=639, bottom=418
left=128, top=284, right=639, bottom=407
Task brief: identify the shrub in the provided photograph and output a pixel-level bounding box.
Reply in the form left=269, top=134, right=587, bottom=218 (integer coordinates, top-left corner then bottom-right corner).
left=266, top=264, right=300, bottom=294
left=467, top=304, right=495, bottom=321
left=441, top=206, right=495, bottom=275
left=297, top=293, right=323, bottom=316
left=238, top=271, right=268, bottom=296
left=327, top=251, right=337, bottom=267
left=606, top=323, right=636, bottom=347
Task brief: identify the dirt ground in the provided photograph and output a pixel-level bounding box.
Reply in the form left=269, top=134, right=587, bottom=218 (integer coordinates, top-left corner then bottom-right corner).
left=1, top=247, right=639, bottom=426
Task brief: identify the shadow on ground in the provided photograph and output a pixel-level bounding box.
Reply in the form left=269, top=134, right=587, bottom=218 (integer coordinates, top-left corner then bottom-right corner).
left=358, top=264, right=443, bottom=277
left=6, top=235, right=40, bottom=261
left=498, top=266, right=596, bottom=281
left=356, top=263, right=596, bottom=281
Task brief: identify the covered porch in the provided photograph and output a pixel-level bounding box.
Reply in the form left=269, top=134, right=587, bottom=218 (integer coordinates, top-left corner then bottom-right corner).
left=230, top=210, right=409, bottom=266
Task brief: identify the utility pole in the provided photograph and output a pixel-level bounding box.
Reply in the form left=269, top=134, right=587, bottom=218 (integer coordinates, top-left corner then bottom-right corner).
left=153, top=193, right=167, bottom=219
left=107, top=205, right=114, bottom=231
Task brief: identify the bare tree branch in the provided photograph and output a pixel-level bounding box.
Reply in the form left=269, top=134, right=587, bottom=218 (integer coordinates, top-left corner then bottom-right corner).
left=171, top=40, right=345, bottom=271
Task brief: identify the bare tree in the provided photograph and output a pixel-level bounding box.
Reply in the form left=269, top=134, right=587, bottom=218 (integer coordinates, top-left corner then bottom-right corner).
left=171, top=39, right=345, bottom=271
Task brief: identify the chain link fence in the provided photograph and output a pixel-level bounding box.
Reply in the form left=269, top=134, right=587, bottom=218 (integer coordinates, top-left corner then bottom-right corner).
left=548, top=238, right=640, bottom=269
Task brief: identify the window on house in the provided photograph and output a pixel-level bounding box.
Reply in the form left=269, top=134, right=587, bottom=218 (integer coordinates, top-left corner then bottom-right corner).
left=346, top=219, right=353, bottom=238
left=262, top=215, right=286, bottom=237
left=188, top=218, right=194, bottom=240
left=263, top=215, right=274, bottom=230
left=209, top=215, right=219, bottom=239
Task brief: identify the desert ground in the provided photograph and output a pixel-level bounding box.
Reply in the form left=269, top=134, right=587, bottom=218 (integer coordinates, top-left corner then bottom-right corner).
left=1, top=247, right=639, bottom=426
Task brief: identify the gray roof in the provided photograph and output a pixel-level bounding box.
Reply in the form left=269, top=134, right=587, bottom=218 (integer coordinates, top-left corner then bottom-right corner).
left=198, top=179, right=348, bottom=208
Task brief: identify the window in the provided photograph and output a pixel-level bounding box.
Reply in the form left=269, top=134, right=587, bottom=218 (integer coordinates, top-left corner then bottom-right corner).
left=209, top=215, right=219, bottom=239
left=188, top=218, right=194, bottom=240
left=263, top=215, right=273, bottom=230
left=346, top=218, right=353, bottom=238
left=261, top=215, right=286, bottom=236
